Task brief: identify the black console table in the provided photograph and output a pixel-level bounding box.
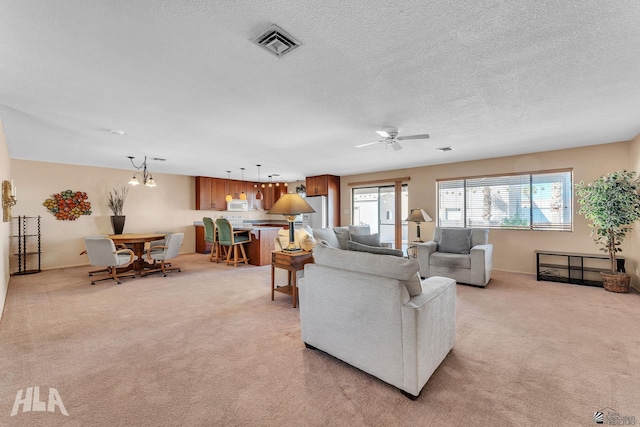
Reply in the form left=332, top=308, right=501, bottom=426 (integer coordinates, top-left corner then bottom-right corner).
left=535, top=250, right=625, bottom=287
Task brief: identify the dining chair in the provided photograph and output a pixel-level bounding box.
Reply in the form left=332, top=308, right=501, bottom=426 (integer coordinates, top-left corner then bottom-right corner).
left=83, top=237, right=137, bottom=285
left=145, top=232, right=184, bottom=276
left=203, top=217, right=225, bottom=262
left=215, top=218, right=251, bottom=266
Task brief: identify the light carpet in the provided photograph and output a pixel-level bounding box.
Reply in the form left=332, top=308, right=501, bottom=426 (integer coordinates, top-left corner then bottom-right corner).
left=0, top=253, right=639, bottom=427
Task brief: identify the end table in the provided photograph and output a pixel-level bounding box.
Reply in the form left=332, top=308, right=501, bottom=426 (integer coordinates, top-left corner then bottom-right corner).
left=271, top=250, right=314, bottom=308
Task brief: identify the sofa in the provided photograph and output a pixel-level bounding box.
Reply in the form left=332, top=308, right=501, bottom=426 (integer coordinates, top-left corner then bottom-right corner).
left=416, top=227, right=493, bottom=287
left=274, top=224, right=403, bottom=256
left=299, top=244, right=457, bottom=399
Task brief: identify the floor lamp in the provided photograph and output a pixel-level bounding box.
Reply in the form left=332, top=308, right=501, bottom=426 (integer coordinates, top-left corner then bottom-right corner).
left=405, top=208, right=432, bottom=242
left=267, top=193, right=316, bottom=251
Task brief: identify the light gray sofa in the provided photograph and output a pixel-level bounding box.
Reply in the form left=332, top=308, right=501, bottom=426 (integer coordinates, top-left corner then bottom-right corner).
left=299, top=244, right=456, bottom=399
left=416, top=227, right=493, bottom=287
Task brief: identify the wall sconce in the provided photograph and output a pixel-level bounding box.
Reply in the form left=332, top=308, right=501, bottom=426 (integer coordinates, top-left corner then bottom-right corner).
left=128, top=156, right=157, bottom=187
left=3, top=180, right=17, bottom=222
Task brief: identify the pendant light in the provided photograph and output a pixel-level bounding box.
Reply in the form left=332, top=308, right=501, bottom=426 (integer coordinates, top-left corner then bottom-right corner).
left=255, top=165, right=263, bottom=200
left=239, top=168, right=247, bottom=200
left=225, top=171, right=233, bottom=203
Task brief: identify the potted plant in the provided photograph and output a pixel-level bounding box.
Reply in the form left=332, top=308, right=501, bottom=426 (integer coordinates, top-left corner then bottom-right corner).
left=575, top=170, right=640, bottom=293
left=108, top=185, right=128, bottom=234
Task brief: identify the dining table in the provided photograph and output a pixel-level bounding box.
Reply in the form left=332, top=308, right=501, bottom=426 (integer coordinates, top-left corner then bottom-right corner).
left=107, top=233, right=166, bottom=275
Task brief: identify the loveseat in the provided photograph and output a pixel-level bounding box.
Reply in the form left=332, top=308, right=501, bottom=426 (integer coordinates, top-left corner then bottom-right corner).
left=299, top=244, right=456, bottom=399
left=416, top=227, right=493, bottom=287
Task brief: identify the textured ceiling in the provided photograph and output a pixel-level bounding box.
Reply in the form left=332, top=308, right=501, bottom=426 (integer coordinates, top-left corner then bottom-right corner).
left=1, top=0, right=639, bottom=182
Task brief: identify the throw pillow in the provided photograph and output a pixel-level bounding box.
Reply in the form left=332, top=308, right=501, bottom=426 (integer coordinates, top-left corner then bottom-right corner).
left=333, top=226, right=350, bottom=249
left=277, top=229, right=290, bottom=250
left=295, top=227, right=317, bottom=251
left=350, top=233, right=381, bottom=247
left=346, top=240, right=403, bottom=257
left=312, top=227, right=340, bottom=249
left=439, top=228, right=472, bottom=254
left=348, top=225, right=371, bottom=236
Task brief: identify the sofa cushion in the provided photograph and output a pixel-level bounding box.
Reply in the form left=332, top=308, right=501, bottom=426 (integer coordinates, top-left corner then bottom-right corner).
left=430, top=252, right=471, bottom=269
left=346, top=240, right=403, bottom=257
left=438, top=228, right=472, bottom=254
left=348, top=225, right=371, bottom=236
left=350, top=233, right=381, bottom=247
left=312, top=227, right=341, bottom=249
left=471, top=228, right=489, bottom=247
left=312, top=244, right=422, bottom=296
left=333, top=226, right=350, bottom=249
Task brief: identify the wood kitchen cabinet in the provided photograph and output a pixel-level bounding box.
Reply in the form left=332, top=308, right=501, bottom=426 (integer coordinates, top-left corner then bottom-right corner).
left=305, top=174, right=340, bottom=227
left=262, top=183, right=286, bottom=211
left=195, top=177, right=212, bottom=210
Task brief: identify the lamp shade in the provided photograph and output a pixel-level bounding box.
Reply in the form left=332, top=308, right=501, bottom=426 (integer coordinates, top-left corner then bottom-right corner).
left=405, top=208, right=432, bottom=223
left=267, top=193, right=316, bottom=215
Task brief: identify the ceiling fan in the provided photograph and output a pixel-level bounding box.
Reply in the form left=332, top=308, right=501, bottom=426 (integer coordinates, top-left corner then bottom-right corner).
left=356, top=129, right=430, bottom=151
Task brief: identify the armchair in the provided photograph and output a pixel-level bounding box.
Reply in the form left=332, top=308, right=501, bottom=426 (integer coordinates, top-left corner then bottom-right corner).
left=416, top=227, right=492, bottom=287
left=146, top=232, right=184, bottom=276
left=83, top=237, right=137, bottom=285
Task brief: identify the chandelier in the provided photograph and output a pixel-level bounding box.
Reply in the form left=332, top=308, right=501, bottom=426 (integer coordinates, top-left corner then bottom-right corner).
left=127, top=156, right=156, bottom=187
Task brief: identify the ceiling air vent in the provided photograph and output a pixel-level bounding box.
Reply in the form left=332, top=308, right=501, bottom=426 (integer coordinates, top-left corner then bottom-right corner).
left=252, top=24, right=301, bottom=58
left=436, top=146, right=454, bottom=152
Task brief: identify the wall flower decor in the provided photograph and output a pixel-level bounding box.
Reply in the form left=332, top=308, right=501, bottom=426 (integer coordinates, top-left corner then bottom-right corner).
left=43, top=190, right=92, bottom=220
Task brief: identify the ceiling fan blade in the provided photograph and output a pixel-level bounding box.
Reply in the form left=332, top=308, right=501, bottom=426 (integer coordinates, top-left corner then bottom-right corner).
left=376, top=130, right=390, bottom=138
left=397, top=134, right=430, bottom=140
left=391, top=141, right=403, bottom=151
left=356, top=140, right=383, bottom=148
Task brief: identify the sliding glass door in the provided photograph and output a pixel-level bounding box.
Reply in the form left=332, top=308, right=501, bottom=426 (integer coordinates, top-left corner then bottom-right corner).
left=352, top=184, right=408, bottom=252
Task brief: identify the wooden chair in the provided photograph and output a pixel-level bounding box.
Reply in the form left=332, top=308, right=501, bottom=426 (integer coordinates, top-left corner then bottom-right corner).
left=83, top=237, right=136, bottom=285
left=215, top=218, right=251, bottom=266
left=203, top=217, right=225, bottom=262
left=146, top=233, right=184, bottom=276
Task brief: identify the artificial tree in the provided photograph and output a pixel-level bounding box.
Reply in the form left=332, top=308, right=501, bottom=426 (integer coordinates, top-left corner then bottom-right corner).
left=575, top=170, right=640, bottom=291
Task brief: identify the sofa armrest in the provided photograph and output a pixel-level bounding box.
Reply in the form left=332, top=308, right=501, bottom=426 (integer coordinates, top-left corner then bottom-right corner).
left=416, top=241, right=438, bottom=278
left=470, top=244, right=493, bottom=287
left=401, top=276, right=456, bottom=396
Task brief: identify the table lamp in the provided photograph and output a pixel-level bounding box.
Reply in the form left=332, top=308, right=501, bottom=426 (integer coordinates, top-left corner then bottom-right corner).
left=267, top=193, right=316, bottom=251
left=405, top=208, right=432, bottom=242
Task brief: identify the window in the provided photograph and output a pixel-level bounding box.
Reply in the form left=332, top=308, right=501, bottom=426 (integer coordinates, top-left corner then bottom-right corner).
left=437, top=169, right=572, bottom=231
left=352, top=184, right=408, bottom=251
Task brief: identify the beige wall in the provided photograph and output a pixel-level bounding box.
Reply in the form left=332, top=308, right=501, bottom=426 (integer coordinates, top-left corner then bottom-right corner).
left=9, top=159, right=284, bottom=270
left=340, top=140, right=636, bottom=279
left=0, top=120, right=10, bottom=321
left=628, top=135, right=640, bottom=290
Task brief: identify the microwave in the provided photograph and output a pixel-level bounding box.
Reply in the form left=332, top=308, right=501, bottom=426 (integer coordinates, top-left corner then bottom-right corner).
left=227, top=199, right=249, bottom=211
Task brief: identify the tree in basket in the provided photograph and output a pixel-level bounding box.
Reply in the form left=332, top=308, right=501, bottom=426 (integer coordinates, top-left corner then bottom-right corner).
left=575, top=170, right=640, bottom=293
left=108, top=185, right=128, bottom=234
